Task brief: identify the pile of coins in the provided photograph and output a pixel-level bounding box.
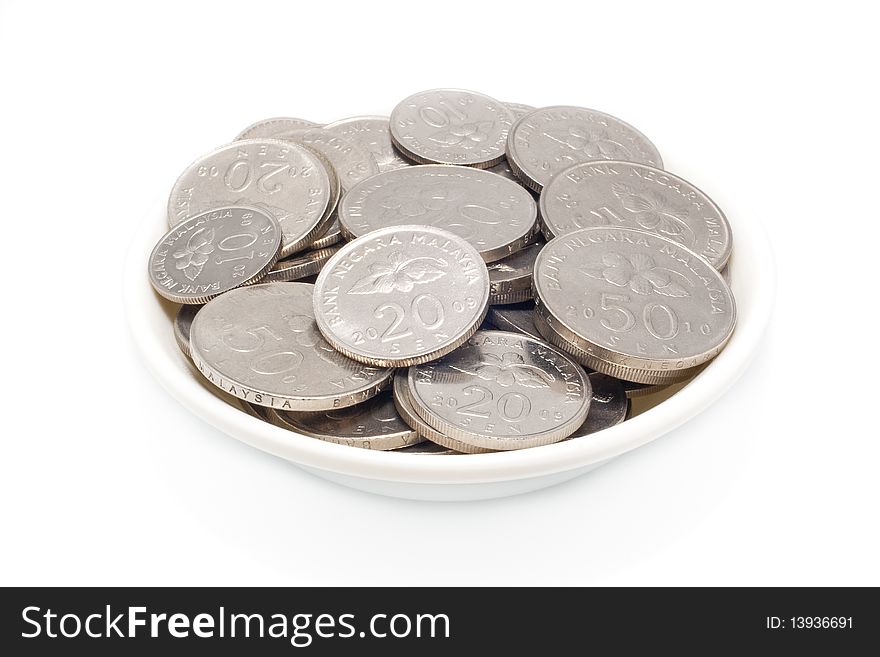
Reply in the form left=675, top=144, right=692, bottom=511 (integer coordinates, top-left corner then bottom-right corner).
left=148, top=88, right=736, bottom=454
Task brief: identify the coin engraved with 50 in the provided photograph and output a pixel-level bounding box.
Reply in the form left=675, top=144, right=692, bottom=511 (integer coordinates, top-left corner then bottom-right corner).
left=189, top=282, right=393, bottom=410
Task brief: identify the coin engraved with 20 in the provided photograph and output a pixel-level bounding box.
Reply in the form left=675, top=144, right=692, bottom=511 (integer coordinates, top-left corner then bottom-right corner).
left=407, top=330, right=592, bottom=450
left=313, top=226, right=490, bottom=367
left=167, top=139, right=332, bottom=258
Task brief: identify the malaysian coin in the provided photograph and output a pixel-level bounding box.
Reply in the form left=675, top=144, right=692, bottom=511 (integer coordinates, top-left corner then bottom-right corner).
left=486, top=301, right=543, bottom=341
left=533, top=227, right=736, bottom=383
left=280, top=128, right=379, bottom=193
left=487, top=240, right=544, bottom=304
left=390, top=89, right=514, bottom=168
left=507, top=106, right=663, bottom=192
left=392, top=371, right=489, bottom=454
left=540, top=161, right=731, bottom=269
left=266, top=391, right=423, bottom=451
left=407, top=330, right=592, bottom=451
left=324, top=116, right=410, bottom=172
left=234, top=117, right=319, bottom=141
left=263, top=246, right=341, bottom=283
left=565, top=372, right=629, bottom=438
left=167, top=139, right=333, bottom=258
left=337, top=165, right=538, bottom=263
left=173, top=304, right=201, bottom=358
left=307, top=219, right=342, bottom=249
left=149, top=206, right=282, bottom=304
left=189, top=282, right=394, bottom=410
left=313, top=225, right=490, bottom=367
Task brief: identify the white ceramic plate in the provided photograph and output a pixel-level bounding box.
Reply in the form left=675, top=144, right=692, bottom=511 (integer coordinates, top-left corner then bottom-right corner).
left=125, top=199, right=774, bottom=501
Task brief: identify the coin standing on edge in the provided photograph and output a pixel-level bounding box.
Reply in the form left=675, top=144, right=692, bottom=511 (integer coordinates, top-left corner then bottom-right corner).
left=337, top=165, right=538, bottom=263
left=313, top=225, right=490, bottom=367
left=189, top=282, right=394, bottom=410
left=565, top=372, right=629, bottom=438
left=234, top=117, right=319, bottom=141
left=263, top=246, right=341, bottom=283
left=266, top=390, right=424, bottom=451
left=149, top=206, right=282, bottom=304
left=533, top=227, right=736, bottom=383
left=324, top=116, right=410, bottom=172
left=487, top=240, right=544, bottom=305
left=167, top=139, right=333, bottom=258
left=390, top=89, right=514, bottom=168
left=507, top=106, right=663, bottom=192
left=392, top=371, right=489, bottom=454
left=407, top=330, right=591, bottom=451
left=540, top=161, right=731, bottom=269
left=486, top=301, right=543, bottom=341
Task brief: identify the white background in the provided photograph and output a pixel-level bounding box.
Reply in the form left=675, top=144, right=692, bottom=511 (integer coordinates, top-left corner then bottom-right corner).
left=1, top=0, right=878, bottom=586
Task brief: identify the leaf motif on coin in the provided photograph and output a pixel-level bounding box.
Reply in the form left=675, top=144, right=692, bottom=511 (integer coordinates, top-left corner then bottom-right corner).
left=173, top=226, right=215, bottom=281
left=610, top=183, right=694, bottom=244
left=582, top=252, right=691, bottom=297
left=449, top=352, right=553, bottom=388
left=428, top=121, right=494, bottom=148
left=348, top=251, right=448, bottom=295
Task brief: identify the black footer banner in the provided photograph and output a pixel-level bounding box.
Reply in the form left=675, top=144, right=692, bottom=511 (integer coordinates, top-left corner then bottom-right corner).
left=1, top=587, right=875, bottom=654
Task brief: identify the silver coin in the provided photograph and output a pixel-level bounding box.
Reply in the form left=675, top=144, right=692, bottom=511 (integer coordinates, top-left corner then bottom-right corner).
left=507, top=106, right=663, bottom=192
left=486, top=301, right=543, bottom=341
left=533, top=227, right=736, bottom=383
left=173, top=304, right=201, bottom=359
left=278, top=128, right=379, bottom=193
left=189, top=282, right=394, bottom=410
left=323, top=116, right=410, bottom=172
left=167, top=139, right=333, bottom=258
left=566, top=372, right=629, bottom=438
left=337, top=165, right=538, bottom=263
left=234, top=117, right=319, bottom=141
left=392, top=371, right=489, bottom=454
left=314, top=225, right=490, bottom=367
left=540, top=161, right=731, bottom=269
left=263, top=245, right=341, bottom=283
left=149, top=206, right=282, bottom=304
left=390, top=89, right=514, bottom=168
left=265, top=391, right=423, bottom=451
left=407, top=330, right=592, bottom=450
left=307, top=218, right=342, bottom=249
left=487, top=240, right=544, bottom=304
